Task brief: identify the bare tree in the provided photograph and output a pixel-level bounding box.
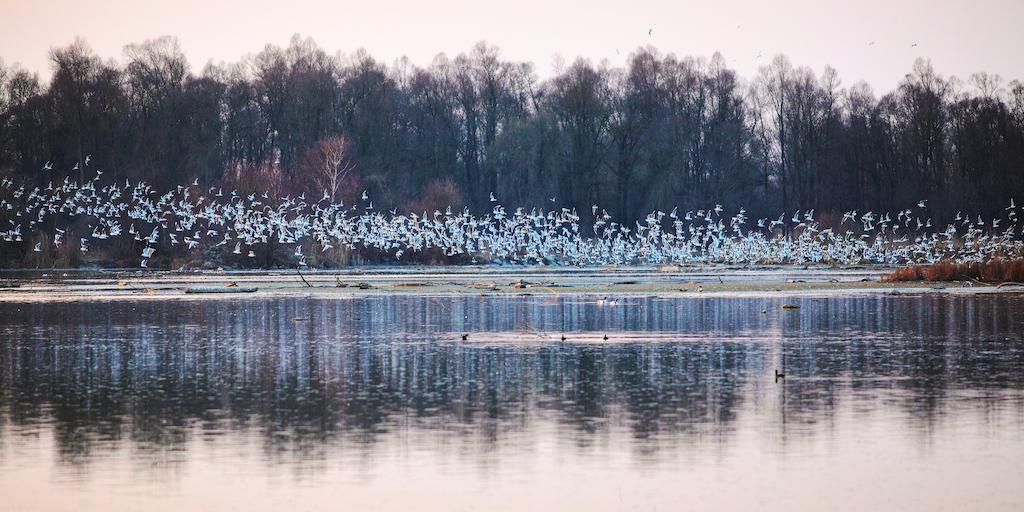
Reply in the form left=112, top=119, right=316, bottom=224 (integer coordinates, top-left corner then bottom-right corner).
left=969, top=72, right=1003, bottom=100
left=301, top=135, right=356, bottom=201
left=4, top=37, right=1024, bottom=267
left=754, top=55, right=793, bottom=212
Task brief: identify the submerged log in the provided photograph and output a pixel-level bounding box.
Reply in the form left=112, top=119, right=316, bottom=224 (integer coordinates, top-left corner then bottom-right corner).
left=185, top=286, right=258, bottom=294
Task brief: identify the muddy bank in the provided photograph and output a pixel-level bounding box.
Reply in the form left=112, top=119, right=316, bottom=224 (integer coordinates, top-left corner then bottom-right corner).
left=1, top=265, right=1020, bottom=302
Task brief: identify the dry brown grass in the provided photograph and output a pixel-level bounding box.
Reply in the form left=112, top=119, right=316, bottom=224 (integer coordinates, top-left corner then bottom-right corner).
left=881, top=259, right=1024, bottom=283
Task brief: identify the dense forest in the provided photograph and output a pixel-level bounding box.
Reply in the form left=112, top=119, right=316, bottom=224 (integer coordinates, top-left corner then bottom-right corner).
left=1, top=35, right=1022, bottom=229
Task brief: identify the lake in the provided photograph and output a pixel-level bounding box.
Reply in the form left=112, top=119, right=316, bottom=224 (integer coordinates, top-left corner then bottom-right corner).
left=1, top=293, right=1023, bottom=511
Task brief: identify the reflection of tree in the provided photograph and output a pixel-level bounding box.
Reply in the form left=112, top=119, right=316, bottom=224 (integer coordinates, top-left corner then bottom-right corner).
left=0, top=294, right=1022, bottom=466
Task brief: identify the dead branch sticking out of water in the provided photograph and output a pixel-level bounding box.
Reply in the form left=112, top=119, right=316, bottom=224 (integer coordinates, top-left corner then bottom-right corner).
left=296, top=267, right=313, bottom=287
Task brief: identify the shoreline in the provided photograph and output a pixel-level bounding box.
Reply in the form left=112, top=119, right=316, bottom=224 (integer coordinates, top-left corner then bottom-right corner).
left=1, top=265, right=1019, bottom=302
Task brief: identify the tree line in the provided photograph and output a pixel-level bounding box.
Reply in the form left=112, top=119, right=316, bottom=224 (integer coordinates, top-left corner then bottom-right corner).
left=1, top=35, right=1023, bottom=225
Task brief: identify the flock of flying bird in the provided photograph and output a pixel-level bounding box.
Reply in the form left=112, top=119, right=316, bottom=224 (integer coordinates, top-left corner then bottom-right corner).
left=1, top=159, right=1022, bottom=269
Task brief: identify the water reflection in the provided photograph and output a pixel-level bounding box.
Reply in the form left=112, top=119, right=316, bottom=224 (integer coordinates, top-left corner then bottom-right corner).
left=1, top=294, right=1023, bottom=509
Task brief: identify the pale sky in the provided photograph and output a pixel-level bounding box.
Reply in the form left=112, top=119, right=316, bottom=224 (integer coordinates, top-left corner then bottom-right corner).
left=1, top=0, right=1021, bottom=93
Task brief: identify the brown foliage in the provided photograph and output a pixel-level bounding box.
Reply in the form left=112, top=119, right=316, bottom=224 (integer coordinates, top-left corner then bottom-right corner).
left=408, top=178, right=465, bottom=216
left=221, top=159, right=296, bottom=199
left=403, top=178, right=472, bottom=264
left=881, top=259, right=1024, bottom=283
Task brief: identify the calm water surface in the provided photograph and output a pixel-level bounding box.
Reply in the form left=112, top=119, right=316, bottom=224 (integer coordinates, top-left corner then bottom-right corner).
left=1, top=294, right=1023, bottom=511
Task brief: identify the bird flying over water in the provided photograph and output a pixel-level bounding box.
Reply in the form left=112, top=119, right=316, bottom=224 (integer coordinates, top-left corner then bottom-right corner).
left=0, top=160, right=1020, bottom=270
